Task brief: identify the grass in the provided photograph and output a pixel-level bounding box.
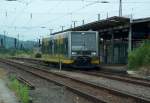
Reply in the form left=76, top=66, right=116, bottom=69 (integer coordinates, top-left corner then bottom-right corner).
left=8, top=75, right=30, bottom=103
left=0, top=48, right=33, bottom=58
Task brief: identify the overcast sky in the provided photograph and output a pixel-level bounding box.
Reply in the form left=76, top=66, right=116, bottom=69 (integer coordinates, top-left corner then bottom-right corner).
left=0, top=0, right=150, bottom=41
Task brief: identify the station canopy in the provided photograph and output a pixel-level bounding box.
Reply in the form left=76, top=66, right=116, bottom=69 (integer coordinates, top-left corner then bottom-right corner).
left=52, top=16, right=130, bottom=35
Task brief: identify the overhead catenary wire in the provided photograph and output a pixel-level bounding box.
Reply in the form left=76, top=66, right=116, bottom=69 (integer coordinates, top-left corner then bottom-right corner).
left=37, top=0, right=101, bottom=27
left=35, top=0, right=150, bottom=28
left=9, top=0, right=33, bottom=30
left=0, top=0, right=150, bottom=40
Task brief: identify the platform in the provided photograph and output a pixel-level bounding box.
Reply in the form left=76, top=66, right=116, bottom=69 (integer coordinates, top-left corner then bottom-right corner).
left=98, top=64, right=127, bottom=74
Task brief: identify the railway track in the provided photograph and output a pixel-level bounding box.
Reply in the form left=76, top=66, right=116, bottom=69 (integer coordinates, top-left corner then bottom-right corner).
left=12, top=57, right=150, bottom=87
left=0, top=58, right=150, bottom=103
left=16, top=76, right=35, bottom=90
left=77, top=71, right=150, bottom=87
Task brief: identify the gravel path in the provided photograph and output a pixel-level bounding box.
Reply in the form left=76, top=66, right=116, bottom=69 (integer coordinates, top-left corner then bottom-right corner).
left=0, top=62, right=96, bottom=103
left=52, top=70, right=150, bottom=99
left=0, top=68, right=18, bottom=103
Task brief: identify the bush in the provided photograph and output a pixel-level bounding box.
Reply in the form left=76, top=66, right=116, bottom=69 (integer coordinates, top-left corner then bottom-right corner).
left=35, top=53, right=42, bottom=58
left=128, top=40, right=150, bottom=71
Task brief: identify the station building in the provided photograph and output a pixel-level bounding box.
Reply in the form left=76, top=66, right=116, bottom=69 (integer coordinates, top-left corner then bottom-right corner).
left=53, top=16, right=150, bottom=65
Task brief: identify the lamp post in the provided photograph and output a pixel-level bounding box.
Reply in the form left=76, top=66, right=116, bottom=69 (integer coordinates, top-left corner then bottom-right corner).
left=94, top=1, right=109, bottom=20
left=99, top=0, right=122, bottom=17
left=102, top=0, right=122, bottom=17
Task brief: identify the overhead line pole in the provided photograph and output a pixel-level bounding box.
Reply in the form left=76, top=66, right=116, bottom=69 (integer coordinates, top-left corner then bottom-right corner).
left=82, top=20, right=85, bottom=25
left=72, top=21, right=77, bottom=28
left=17, top=33, right=19, bottom=49
left=49, top=29, right=53, bottom=35
left=60, top=26, right=65, bottom=31
left=119, top=0, right=122, bottom=16
left=128, top=14, right=133, bottom=52
left=98, top=14, right=101, bottom=21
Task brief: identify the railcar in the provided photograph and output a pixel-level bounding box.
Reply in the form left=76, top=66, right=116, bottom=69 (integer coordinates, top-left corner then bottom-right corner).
left=42, top=31, right=99, bottom=69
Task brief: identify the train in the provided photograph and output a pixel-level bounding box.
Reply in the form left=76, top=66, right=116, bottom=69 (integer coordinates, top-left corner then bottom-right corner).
left=41, top=31, right=99, bottom=69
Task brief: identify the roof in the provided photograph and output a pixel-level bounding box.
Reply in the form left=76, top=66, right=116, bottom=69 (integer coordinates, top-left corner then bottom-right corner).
left=133, top=17, right=150, bottom=24
left=52, top=16, right=130, bottom=35
left=51, top=16, right=150, bottom=35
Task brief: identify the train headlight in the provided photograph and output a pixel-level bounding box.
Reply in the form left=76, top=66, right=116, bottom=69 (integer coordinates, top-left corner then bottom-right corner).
left=91, top=52, right=96, bottom=56
left=72, top=52, right=77, bottom=55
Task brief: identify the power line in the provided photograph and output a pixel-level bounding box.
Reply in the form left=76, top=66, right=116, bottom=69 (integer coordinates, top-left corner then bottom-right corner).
left=10, top=0, right=33, bottom=28
left=37, top=0, right=102, bottom=27
left=37, top=0, right=150, bottom=26
left=1, top=0, right=150, bottom=37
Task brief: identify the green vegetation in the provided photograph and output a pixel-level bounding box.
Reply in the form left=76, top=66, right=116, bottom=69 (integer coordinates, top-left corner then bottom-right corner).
left=0, top=48, right=33, bottom=58
left=35, top=53, right=42, bottom=58
left=8, top=75, right=30, bottom=103
left=128, top=40, right=150, bottom=74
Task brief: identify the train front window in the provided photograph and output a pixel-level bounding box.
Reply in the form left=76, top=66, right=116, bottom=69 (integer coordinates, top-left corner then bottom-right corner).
left=71, top=32, right=97, bottom=55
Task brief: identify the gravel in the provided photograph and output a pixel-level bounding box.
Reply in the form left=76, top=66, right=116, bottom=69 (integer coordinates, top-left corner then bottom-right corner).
left=0, top=62, right=96, bottom=103
left=52, top=70, right=150, bottom=99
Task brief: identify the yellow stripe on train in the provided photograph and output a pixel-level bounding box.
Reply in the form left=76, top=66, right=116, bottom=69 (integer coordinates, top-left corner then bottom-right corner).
left=91, top=60, right=100, bottom=64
